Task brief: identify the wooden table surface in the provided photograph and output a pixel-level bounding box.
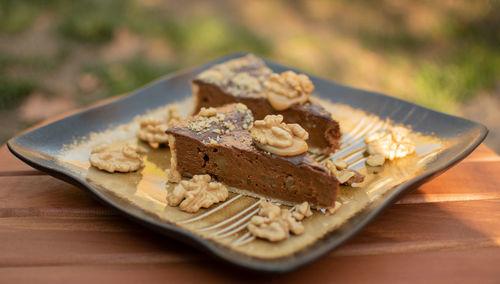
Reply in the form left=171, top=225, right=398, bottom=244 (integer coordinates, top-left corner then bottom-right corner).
left=1, top=140, right=500, bottom=283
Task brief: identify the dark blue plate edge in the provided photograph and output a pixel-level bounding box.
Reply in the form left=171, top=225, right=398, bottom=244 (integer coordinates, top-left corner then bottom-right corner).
left=6, top=53, right=489, bottom=273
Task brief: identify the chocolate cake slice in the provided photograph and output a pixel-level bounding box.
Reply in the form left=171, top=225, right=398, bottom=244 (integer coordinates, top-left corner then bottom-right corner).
left=191, top=54, right=341, bottom=153
left=166, top=103, right=339, bottom=208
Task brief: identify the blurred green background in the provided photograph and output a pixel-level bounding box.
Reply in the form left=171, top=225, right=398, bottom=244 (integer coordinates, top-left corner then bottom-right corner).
left=0, top=0, right=499, bottom=151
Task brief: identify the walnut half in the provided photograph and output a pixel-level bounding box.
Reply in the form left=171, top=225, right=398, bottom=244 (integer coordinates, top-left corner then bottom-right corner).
left=136, top=117, right=169, bottom=144
left=250, top=114, right=309, bottom=156
left=137, top=106, right=182, bottom=145
left=167, top=175, right=228, bottom=213
left=292, top=201, right=313, bottom=221
left=365, top=127, right=415, bottom=160
left=325, top=160, right=365, bottom=185
left=264, top=71, right=314, bottom=111
left=247, top=200, right=311, bottom=242
left=89, top=143, right=145, bottom=173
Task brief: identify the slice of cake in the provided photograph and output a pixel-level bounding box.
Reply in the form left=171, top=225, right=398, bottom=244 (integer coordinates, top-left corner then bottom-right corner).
left=191, top=54, right=341, bottom=153
left=166, top=103, right=339, bottom=208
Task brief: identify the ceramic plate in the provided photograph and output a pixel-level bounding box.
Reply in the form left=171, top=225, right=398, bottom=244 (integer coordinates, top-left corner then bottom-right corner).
left=7, top=54, right=487, bottom=272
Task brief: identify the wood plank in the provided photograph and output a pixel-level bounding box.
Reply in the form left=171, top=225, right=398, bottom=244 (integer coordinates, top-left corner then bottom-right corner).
left=398, top=160, right=500, bottom=204
left=293, top=247, right=500, bottom=284
left=0, top=217, right=202, bottom=267
left=0, top=247, right=499, bottom=283
left=1, top=159, right=499, bottom=218
left=461, top=144, right=500, bottom=163
left=16, top=95, right=123, bottom=135
left=0, top=175, right=114, bottom=217
left=417, top=160, right=500, bottom=194
left=0, top=96, right=122, bottom=176
left=0, top=199, right=497, bottom=267
left=338, top=199, right=500, bottom=256
left=0, top=145, right=41, bottom=175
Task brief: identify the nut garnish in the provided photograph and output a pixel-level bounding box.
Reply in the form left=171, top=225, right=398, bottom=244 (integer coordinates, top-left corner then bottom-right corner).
left=336, top=170, right=355, bottom=184
left=235, top=103, right=248, bottom=112
left=339, top=169, right=364, bottom=185
left=137, top=106, right=182, bottom=144
left=333, top=159, right=348, bottom=170
left=137, top=117, right=169, bottom=144
left=165, top=106, right=183, bottom=125
left=250, top=114, right=309, bottom=156
left=326, top=201, right=342, bottom=215
left=365, top=127, right=416, bottom=160
left=247, top=200, right=307, bottom=242
left=196, top=55, right=271, bottom=95
left=325, top=160, right=365, bottom=185
left=198, top=107, right=217, bottom=117
left=188, top=112, right=226, bottom=133
left=366, top=154, right=385, bottom=167
left=167, top=175, right=228, bottom=213
left=292, top=202, right=313, bottom=221
left=89, top=143, right=145, bottom=173
left=231, top=72, right=262, bottom=93
left=197, top=69, right=228, bottom=85
left=188, top=104, right=254, bottom=145
left=264, top=71, right=314, bottom=111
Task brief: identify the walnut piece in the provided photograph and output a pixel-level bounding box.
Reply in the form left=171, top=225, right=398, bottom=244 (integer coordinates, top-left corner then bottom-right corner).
left=137, top=117, right=169, bottom=144
left=224, top=54, right=258, bottom=70
left=250, top=114, right=309, bottom=156
left=197, top=69, right=228, bottom=85
left=198, top=107, right=217, bottom=117
left=336, top=169, right=355, bottom=184
left=366, top=154, right=385, bottom=166
left=231, top=72, right=262, bottom=93
left=264, top=71, right=314, bottom=111
left=196, top=55, right=271, bottom=90
left=292, top=202, right=313, bottom=221
left=326, top=201, right=343, bottom=215
left=167, top=175, right=228, bottom=213
left=137, top=106, right=182, bottom=144
left=165, top=106, right=183, bottom=125
left=325, top=160, right=365, bottom=185
left=188, top=109, right=227, bottom=134
left=89, top=143, right=145, bottom=173
left=365, top=127, right=416, bottom=160
left=247, top=200, right=308, bottom=242
left=333, top=159, right=348, bottom=170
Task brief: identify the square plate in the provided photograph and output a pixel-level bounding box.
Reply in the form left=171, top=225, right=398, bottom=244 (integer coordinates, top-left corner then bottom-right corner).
left=7, top=53, right=487, bottom=272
